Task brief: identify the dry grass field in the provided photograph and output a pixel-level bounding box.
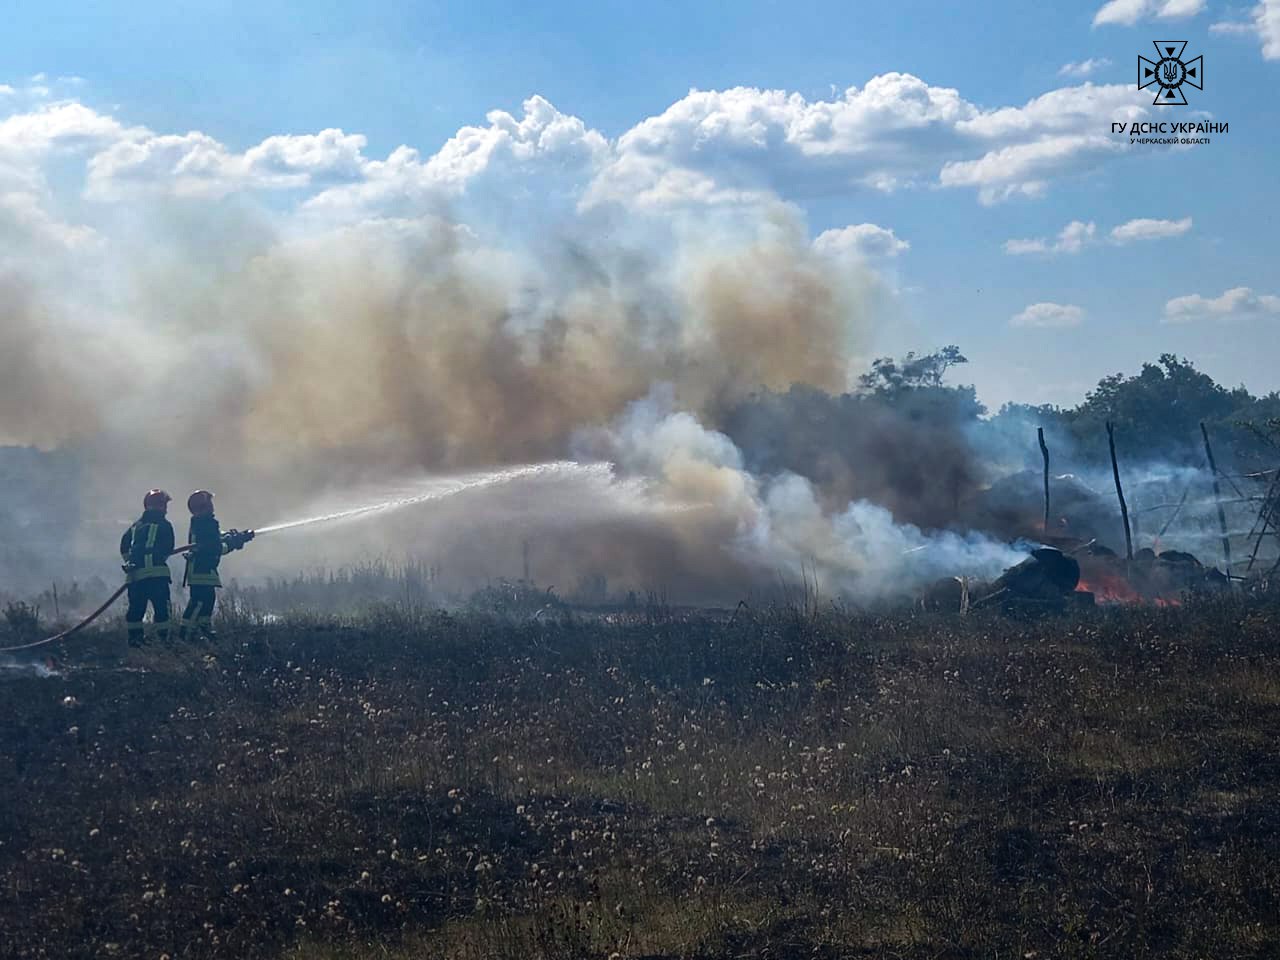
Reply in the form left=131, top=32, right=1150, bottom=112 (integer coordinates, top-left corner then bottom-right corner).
left=3, top=591, right=1279, bottom=958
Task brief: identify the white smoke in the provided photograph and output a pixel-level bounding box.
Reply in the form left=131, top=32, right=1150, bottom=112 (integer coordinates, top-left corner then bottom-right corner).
left=575, top=386, right=1029, bottom=601
left=0, top=78, right=1084, bottom=604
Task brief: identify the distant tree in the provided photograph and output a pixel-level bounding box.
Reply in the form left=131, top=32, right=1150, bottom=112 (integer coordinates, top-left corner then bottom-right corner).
left=987, top=356, right=1279, bottom=469
left=858, top=345, right=969, bottom=394
left=856, top=345, right=985, bottom=424
left=1075, top=354, right=1233, bottom=432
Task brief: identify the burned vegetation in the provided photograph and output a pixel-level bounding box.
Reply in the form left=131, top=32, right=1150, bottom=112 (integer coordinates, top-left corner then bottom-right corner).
left=2, top=355, right=1280, bottom=959
left=4, top=588, right=1280, bottom=959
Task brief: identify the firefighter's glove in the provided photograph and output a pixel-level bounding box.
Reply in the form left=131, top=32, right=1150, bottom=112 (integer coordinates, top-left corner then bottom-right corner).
left=223, top=529, right=254, bottom=551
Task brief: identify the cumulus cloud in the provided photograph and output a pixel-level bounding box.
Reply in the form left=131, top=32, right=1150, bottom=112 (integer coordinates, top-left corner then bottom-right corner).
left=1109, top=216, right=1192, bottom=243
left=1006, top=215, right=1191, bottom=254
left=1094, top=0, right=1205, bottom=27
left=0, top=191, right=99, bottom=251
left=1058, top=58, right=1112, bottom=77
left=87, top=128, right=373, bottom=199
left=940, top=80, right=1148, bottom=203
left=588, top=77, right=1148, bottom=210
left=0, top=101, right=132, bottom=158
left=1011, top=303, right=1085, bottom=328
left=1211, top=1, right=1280, bottom=60
left=813, top=223, right=909, bottom=259
left=1163, top=286, right=1280, bottom=322
left=1004, top=220, right=1096, bottom=255
left=4, top=73, right=1153, bottom=223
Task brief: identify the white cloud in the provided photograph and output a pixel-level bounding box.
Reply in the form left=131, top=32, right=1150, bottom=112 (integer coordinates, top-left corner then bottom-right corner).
left=1058, top=58, right=1112, bottom=77
left=424, top=95, right=609, bottom=190
left=87, top=127, right=377, bottom=199
left=583, top=75, right=976, bottom=208
left=1212, top=1, right=1280, bottom=60
left=1163, top=287, right=1280, bottom=322
left=813, top=223, right=909, bottom=259
left=1157, top=0, right=1207, bottom=15
left=1011, top=303, right=1085, bottom=328
left=944, top=84, right=1147, bottom=204
left=1261, top=0, right=1280, bottom=56
left=1006, top=215, right=1191, bottom=254
left=0, top=190, right=99, bottom=250
left=589, top=77, right=1148, bottom=210
left=2, top=74, right=1155, bottom=226
left=303, top=96, right=611, bottom=217
left=1005, top=220, right=1096, bottom=255
left=957, top=83, right=1145, bottom=140
left=1094, top=0, right=1205, bottom=26
left=245, top=130, right=369, bottom=181
left=0, top=85, right=16, bottom=97
left=0, top=101, right=131, bottom=156
left=1094, top=0, right=1149, bottom=25
left=1109, top=216, right=1192, bottom=243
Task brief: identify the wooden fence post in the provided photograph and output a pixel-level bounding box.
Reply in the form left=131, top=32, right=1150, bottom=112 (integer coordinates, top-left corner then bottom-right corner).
left=1106, top=421, right=1133, bottom=562
left=1200, top=422, right=1233, bottom=576
left=1038, top=427, right=1050, bottom=535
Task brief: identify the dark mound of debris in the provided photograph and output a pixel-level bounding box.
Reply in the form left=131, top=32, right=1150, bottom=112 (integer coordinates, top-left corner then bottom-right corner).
left=1077, top=545, right=1229, bottom=603
left=919, top=547, right=1084, bottom=614
left=921, top=543, right=1230, bottom=613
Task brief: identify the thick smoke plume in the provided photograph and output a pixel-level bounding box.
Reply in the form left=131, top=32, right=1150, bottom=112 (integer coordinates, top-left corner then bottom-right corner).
left=0, top=91, right=1027, bottom=603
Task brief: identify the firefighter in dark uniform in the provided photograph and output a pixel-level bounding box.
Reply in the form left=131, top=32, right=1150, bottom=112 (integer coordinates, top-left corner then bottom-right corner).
left=120, top=488, right=175, bottom=647
left=180, top=490, right=253, bottom=641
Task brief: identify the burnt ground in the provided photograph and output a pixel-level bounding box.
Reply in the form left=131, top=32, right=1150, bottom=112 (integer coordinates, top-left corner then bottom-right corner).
left=2, top=595, right=1280, bottom=959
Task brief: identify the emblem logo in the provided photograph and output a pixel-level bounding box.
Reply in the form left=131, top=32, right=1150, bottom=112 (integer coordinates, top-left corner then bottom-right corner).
left=1139, top=41, right=1202, bottom=105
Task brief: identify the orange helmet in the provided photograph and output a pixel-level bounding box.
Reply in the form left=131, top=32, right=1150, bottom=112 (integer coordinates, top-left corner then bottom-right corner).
left=143, top=489, right=171, bottom=511
left=188, top=490, right=215, bottom=515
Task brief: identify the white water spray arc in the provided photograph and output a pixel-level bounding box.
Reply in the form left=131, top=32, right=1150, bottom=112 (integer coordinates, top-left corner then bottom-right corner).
left=253, top=461, right=612, bottom=534
left=0, top=461, right=615, bottom=654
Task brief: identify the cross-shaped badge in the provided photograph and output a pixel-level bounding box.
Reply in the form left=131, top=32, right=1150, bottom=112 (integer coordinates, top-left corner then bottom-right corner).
left=1139, top=41, right=1202, bottom=105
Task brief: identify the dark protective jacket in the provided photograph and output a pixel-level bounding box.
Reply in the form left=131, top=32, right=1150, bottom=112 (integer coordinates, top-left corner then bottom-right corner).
left=119, top=510, right=175, bottom=583
left=185, top=513, right=231, bottom=588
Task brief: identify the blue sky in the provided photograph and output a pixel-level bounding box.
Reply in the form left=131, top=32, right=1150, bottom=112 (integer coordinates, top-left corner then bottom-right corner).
left=3, top=0, right=1278, bottom=412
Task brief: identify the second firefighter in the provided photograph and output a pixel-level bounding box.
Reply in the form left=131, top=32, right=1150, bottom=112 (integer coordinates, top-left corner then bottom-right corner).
left=180, top=490, right=254, bottom=640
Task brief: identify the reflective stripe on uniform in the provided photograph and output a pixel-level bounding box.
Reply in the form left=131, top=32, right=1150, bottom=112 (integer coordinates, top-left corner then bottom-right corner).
left=128, top=565, right=171, bottom=582
left=186, top=571, right=222, bottom=587
left=142, top=522, right=158, bottom=570
left=128, top=521, right=170, bottom=581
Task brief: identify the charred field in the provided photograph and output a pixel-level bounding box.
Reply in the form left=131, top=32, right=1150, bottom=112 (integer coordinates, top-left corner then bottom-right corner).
left=3, top=592, right=1280, bottom=960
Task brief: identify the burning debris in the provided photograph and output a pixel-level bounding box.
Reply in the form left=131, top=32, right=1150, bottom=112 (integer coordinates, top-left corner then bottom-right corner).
left=961, top=546, right=1095, bottom=613
left=1076, top=545, right=1229, bottom=604
left=922, top=541, right=1233, bottom=613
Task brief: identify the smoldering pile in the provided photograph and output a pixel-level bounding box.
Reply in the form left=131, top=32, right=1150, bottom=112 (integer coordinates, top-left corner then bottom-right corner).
left=920, top=541, right=1233, bottom=614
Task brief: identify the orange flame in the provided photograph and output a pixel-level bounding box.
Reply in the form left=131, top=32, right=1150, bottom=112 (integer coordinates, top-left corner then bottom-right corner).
left=1076, top=571, right=1141, bottom=604
left=1077, top=565, right=1184, bottom=606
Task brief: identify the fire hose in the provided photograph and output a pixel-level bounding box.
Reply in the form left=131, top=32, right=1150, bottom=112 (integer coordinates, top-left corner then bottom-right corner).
left=0, top=531, right=254, bottom=654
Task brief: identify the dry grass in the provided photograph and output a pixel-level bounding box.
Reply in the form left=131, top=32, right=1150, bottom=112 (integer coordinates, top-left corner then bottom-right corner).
left=2, top=591, right=1280, bottom=958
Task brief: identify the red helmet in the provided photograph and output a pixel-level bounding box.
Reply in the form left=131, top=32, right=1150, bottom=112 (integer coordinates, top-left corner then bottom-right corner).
left=143, top=489, right=171, bottom=511
left=188, top=490, right=215, bottom=515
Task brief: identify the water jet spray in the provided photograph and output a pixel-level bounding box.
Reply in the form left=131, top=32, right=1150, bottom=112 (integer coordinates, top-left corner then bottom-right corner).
left=0, top=461, right=606, bottom=653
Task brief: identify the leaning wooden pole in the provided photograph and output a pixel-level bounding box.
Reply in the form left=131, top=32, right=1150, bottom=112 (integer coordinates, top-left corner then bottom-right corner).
left=1038, top=427, right=1050, bottom=534
left=1200, top=421, right=1233, bottom=575
left=1244, top=467, right=1280, bottom=574
left=1106, top=421, right=1133, bottom=562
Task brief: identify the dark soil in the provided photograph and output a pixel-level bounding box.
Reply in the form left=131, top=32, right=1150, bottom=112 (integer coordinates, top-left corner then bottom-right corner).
left=3, top=594, right=1280, bottom=958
